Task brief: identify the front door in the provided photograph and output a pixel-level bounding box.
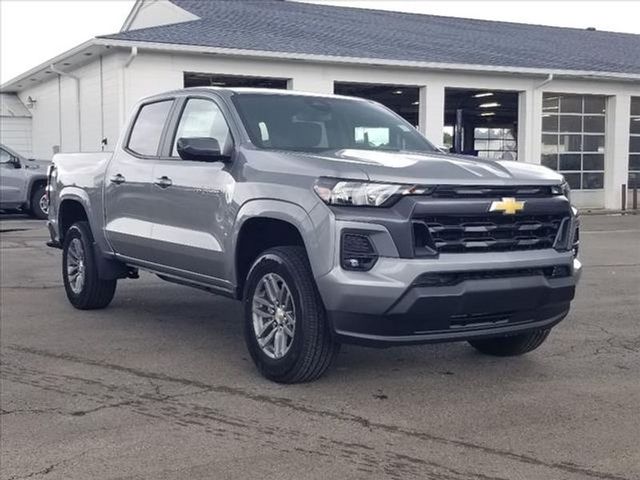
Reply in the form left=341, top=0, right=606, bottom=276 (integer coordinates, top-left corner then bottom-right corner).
left=146, top=96, right=236, bottom=283
left=0, top=148, right=26, bottom=205
left=104, top=99, right=174, bottom=261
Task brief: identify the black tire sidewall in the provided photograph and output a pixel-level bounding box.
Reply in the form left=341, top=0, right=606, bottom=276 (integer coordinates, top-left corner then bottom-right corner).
left=243, top=251, right=315, bottom=380
left=30, top=185, right=48, bottom=219
left=62, top=223, right=96, bottom=307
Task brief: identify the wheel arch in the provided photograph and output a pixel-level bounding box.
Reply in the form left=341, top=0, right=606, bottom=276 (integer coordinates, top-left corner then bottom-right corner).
left=25, top=175, right=47, bottom=209
left=58, top=193, right=91, bottom=242
left=232, top=200, right=319, bottom=299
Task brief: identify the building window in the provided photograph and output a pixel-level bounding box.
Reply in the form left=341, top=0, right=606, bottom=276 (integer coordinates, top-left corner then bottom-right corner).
left=541, top=93, right=606, bottom=190
left=474, top=128, right=517, bottom=160
left=629, top=97, right=640, bottom=189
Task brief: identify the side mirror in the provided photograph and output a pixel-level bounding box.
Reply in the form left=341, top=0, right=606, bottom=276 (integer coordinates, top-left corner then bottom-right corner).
left=177, top=137, right=229, bottom=162
left=11, top=157, right=22, bottom=169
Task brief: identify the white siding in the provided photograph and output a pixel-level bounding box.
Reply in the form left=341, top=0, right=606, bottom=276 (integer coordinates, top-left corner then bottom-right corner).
left=18, top=53, right=123, bottom=159
left=18, top=78, right=61, bottom=159
left=101, top=54, right=123, bottom=151
left=0, top=94, right=32, bottom=156
left=0, top=117, right=32, bottom=157
left=59, top=74, right=80, bottom=151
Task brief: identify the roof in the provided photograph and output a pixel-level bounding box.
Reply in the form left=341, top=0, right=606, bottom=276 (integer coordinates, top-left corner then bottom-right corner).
left=0, top=93, right=31, bottom=117
left=188, top=86, right=363, bottom=99
left=100, top=0, right=640, bottom=76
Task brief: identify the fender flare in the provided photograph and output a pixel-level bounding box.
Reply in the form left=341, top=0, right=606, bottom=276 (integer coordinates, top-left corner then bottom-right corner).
left=58, top=187, right=93, bottom=225
left=230, top=198, right=324, bottom=280
left=57, top=188, right=128, bottom=281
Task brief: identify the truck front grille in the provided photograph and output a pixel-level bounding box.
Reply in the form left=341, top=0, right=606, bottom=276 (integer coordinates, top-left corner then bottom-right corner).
left=431, top=185, right=555, bottom=198
left=413, top=214, right=567, bottom=254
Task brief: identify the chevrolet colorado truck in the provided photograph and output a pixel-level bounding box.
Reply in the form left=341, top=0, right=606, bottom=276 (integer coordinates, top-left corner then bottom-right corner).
left=47, top=88, right=581, bottom=383
left=1, top=143, right=49, bottom=219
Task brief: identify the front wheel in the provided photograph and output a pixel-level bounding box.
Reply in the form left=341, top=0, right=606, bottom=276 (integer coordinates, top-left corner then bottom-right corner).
left=243, top=246, right=339, bottom=383
left=29, top=185, right=48, bottom=219
left=62, top=221, right=117, bottom=309
left=468, top=329, right=551, bottom=356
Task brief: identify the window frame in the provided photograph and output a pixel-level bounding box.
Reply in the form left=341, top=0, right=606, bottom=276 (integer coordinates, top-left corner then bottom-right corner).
left=124, top=98, right=177, bottom=159
left=629, top=97, right=640, bottom=189
left=163, top=95, right=235, bottom=160
left=540, top=93, right=606, bottom=190
left=473, top=127, right=517, bottom=160
left=0, top=147, right=18, bottom=165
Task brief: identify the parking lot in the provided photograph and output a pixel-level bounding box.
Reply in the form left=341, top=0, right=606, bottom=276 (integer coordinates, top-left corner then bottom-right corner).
left=1, top=213, right=638, bottom=480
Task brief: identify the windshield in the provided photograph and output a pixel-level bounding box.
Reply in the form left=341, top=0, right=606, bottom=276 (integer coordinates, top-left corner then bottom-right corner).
left=232, top=93, right=437, bottom=154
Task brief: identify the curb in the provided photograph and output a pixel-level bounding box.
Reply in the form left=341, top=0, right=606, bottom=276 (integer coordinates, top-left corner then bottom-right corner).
left=579, top=209, right=638, bottom=216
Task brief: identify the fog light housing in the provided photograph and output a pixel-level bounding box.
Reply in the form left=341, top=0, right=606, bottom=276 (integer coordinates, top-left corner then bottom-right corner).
left=341, top=232, right=378, bottom=271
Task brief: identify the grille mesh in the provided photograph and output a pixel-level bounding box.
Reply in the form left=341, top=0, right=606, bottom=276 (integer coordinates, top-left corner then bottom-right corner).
left=415, top=214, right=567, bottom=253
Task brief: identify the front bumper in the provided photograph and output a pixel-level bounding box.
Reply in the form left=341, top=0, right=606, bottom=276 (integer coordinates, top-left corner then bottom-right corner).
left=317, top=245, right=581, bottom=346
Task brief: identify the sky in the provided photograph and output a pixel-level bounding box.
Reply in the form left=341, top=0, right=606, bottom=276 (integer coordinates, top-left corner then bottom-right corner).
left=1, top=0, right=639, bottom=84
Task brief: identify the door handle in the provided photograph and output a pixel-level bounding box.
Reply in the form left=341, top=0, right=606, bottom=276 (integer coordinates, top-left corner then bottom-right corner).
left=109, top=174, right=126, bottom=185
left=154, top=176, right=172, bottom=188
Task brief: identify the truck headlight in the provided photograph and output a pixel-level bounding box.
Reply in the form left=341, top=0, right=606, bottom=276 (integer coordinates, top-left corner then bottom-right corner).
left=551, top=181, right=571, bottom=201
left=314, top=178, right=432, bottom=207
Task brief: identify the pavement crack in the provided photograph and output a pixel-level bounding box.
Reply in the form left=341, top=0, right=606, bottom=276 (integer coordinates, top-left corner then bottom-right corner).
left=0, top=407, right=66, bottom=416
left=7, top=463, right=57, bottom=480
left=5, top=343, right=632, bottom=480
left=69, top=400, right=139, bottom=417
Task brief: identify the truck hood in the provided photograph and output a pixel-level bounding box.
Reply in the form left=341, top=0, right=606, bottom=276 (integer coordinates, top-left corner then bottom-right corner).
left=294, top=149, right=564, bottom=186
left=23, top=158, right=51, bottom=171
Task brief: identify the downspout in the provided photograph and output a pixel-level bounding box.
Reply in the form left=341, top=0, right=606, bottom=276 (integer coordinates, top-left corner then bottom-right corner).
left=526, top=73, right=554, bottom=163
left=50, top=64, right=81, bottom=151
left=536, top=73, right=554, bottom=89
left=124, top=46, right=138, bottom=68
left=120, top=46, right=138, bottom=126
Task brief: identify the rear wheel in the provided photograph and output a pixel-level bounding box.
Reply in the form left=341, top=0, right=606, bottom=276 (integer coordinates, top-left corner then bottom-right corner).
left=62, top=222, right=117, bottom=309
left=29, top=185, right=48, bottom=219
left=468, top=329, right=551, bottom=356
left=243, top=246, right=339, bottom=383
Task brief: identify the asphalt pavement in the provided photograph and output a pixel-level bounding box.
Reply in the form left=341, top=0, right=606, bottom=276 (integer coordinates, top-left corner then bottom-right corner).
left=1, top=213, right=639, bottom=480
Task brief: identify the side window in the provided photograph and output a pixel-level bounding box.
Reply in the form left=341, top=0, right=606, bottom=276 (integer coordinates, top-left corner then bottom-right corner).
left=172, top=98, right=232, bottom=156
left=0, top=149, right=12, bottom=163
left=355, top=127, right=390, bottom=148
left=127, top=100, right=173, bottom=156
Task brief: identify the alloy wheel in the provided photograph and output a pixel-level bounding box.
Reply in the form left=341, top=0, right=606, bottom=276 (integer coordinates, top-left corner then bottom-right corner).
left=252, top=273, right=296, bottom=359
left=66, top=238, right=86, bottom=294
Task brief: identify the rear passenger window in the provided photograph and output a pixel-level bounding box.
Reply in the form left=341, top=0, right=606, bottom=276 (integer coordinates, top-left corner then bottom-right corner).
left=127, top=100, right=173, bottom=156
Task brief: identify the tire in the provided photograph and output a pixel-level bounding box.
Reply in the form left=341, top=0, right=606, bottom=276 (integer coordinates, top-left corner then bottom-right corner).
left=62, top=221, right=117, bottom=310
left=243, top=246, right=339, bottom=383
left=29, top=185, right=48, bottom=220
left=468, top=328, right=551, bottom=357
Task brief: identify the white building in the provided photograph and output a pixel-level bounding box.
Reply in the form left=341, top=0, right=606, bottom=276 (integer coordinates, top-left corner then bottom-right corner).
left=1, top=0, right=639, bottom=209
left=0, top=93, right=33, bottom=157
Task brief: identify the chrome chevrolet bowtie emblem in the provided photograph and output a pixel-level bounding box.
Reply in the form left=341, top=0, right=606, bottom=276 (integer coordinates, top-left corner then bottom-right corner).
left=489, top=197, right=525, bottom=215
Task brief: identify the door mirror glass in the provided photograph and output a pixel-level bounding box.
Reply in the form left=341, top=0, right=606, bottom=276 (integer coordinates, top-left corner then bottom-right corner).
left=177, top=137, right=227, bottom=162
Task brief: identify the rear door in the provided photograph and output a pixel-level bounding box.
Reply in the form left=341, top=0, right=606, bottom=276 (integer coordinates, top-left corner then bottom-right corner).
left=104, top=99, right=174, bottom=261
left=0, top=148, right=27, bottom=205
left=145, top=95, right=236, bottom=283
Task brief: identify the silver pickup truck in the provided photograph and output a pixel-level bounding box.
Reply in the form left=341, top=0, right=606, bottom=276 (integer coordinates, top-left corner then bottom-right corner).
left=1, top=143, right=49, bottom=219
left=47, top=88, right=581, bottom=383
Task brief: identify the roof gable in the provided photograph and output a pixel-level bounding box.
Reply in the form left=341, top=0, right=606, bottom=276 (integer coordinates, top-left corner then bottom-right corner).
left=121, top=0, right=199, bottom=32
left=0, top=93, right=31, bottom=117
